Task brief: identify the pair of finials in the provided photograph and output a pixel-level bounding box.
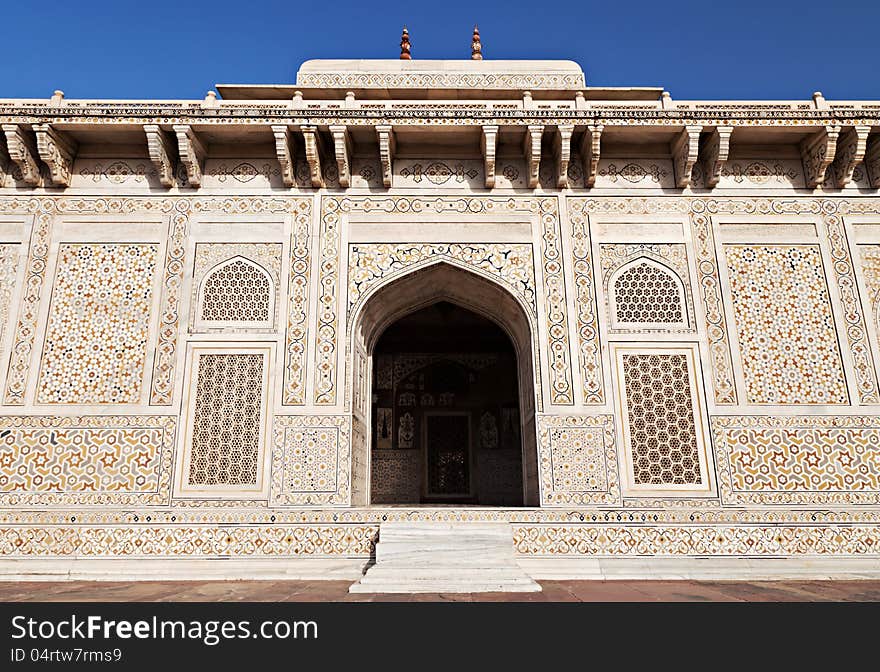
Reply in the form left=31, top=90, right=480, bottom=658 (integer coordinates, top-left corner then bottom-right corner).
left=399, top=25, right=483, bottom=60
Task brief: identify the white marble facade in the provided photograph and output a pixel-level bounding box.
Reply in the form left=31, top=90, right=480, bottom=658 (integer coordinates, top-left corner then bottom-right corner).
left=0, top=58, right=879, bottom=564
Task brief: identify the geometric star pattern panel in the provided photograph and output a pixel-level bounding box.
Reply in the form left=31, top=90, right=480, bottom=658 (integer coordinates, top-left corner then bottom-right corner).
left=725, top=244, right=848, bottom=405
left=0, top=244, right=19, bottom=354
left=858, top=244, right=880, bottom=326
left=37, top=243, right=158, bottom=404
left=282, top=427, right=338, bottom=493
left=271, top=415, right=350, bottom=506
left=0, top=415, right=175, bottom=506
left=622, top=353, right=702, bottom=485
left=537, top=415, right=620, bottom=505
left=711, top=416, right=880, bottom=505
left=187, top=353, right=265, bottom=486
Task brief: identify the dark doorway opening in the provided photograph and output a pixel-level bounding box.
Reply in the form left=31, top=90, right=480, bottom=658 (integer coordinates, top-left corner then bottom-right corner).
left=370, top=301, right=524, bottom=505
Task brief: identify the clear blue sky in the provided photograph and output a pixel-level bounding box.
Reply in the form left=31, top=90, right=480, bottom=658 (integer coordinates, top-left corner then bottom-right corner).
left=2, top=0, right=878, bottom=100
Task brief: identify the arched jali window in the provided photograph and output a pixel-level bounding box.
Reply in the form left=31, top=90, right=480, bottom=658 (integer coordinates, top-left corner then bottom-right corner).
left=197, top=256, right=274, bottom=329
left=609, top=258, right=688, bottom=330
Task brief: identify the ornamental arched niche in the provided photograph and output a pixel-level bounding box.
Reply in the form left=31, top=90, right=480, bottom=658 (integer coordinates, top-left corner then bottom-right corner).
left=347, top=261, right=541, bottom=506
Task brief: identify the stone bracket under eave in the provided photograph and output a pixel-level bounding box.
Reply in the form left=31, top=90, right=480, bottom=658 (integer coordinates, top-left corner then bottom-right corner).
left=1, top=124, right=41, bottom=186
left=865, top=135, right=880, bottom=189
left=173, top=124, right=206, bottom=188
left=301, top=126, right=324, bottom=188
left=481, top=125, right=497, bottom=189
left=700, top=126, right=733, bottom=188
left=801, top=125, right=841, bottom=189
left=672, top=125, right=702, bottom=188
left=271, top=124, right=297, bottom=187
left=329, top=125, right=353, bottom=188
left=0, top=132, right=9, bottom=187
left=144, top=125, right=176, bottom=188
left=554, top=125, right=573, bottom=189
left=580, top=124, right=602, bottom=188
left=829, top=125, right=871, bottom=188
left=376, top=125, right=395, bottom=188
left=33, top=124, right=77, bottom=187
left=523, top=125, right=543, bottom=189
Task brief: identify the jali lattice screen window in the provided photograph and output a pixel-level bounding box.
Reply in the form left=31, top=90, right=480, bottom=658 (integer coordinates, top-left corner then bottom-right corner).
left=182, top=348, right=270, bottom=494
left=609, top=259, right=688, bottom=330
left=199, top=257, right=274, bottom=327
left=613, top=345, right=713, bottom=494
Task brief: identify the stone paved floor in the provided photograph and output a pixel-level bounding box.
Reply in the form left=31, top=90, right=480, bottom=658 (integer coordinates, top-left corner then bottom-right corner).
left=1, top=580, right=880, bottom=601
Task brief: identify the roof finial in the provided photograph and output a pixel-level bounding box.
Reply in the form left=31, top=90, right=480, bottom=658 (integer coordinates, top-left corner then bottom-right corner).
left=471, top=25, right=482, bottom=60
left=400, top=26, right=412, bottom=60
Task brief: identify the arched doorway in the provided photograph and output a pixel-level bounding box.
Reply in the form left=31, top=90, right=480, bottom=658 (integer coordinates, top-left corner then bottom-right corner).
left=349, top=262, right=539, bottom=506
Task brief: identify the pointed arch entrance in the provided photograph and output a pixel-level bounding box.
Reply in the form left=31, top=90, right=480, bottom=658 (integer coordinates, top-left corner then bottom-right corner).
left=350, top=262, right=539, bottom=506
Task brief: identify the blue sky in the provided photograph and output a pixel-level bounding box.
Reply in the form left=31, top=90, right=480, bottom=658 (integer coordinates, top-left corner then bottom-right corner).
left=2, top=0, right=878, bottom=100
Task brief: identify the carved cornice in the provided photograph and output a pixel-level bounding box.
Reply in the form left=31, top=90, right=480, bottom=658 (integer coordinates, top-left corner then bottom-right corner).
left=144, top=125, right=176, bottom=188
left=700, top=126, right=733, bottom=188
left=173, top=125, right=206, bottom=187
left=1, top=124, right=40, bottom=186
left=271, top=124, right=296, bottom=187
left=866, top=135, right=880, bottom=189
left=301, top=125, right=324, bottom=188
left=830, top=126, right=870, bottom=188
left=329, top=125, right=352, bottom=188
left=481, top=125, right=497, bottom=189
left=523, top=125, right=543, bottom=189
left=801, top=125, right=841, bottom=189
left=554, top=125, right=573, bottom=189
left=376, top=125, right=395, bottom=188
left=33, top=124, right=77, bottom=187
left=672, top=125, right=702, bottom=188
left=580, top=124, right=602, bottom=188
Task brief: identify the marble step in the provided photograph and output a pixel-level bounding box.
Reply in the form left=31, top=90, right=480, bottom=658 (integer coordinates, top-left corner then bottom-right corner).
left=350, top=522, right=541, bottom=593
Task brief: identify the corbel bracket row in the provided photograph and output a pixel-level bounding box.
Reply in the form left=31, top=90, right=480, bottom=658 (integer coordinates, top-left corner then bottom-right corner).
left=1, top=124, right=42, bottom=186
left=866, top=135, right=880, bottom=189
left=673, top=125, right=702, bottom=188
left=376, top=125, right=395, bottom=188
left=829, top=125, right=871, bottom=188
left=800, top=125, right=841, bottom=189
left=173, top=125, right=206, bottom=188
left=271, top=124, right=297, bottom=187
left=554, top=125, right=573, bottom=189
left=481, top=125, right=497, bottom=189
left=523, top=125, right=543, bottom=189
left=329, top=125, right=352, bottom=188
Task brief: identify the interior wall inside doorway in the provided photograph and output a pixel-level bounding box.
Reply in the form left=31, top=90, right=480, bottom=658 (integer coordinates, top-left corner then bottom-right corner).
left=370, top=301, right=525, bottom=505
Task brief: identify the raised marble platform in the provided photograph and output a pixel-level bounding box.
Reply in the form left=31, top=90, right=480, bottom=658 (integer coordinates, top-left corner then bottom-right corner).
left=349, top=522, right=541, bottom=593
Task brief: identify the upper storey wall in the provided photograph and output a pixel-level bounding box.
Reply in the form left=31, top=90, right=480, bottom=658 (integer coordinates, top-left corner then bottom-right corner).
left=1, top=60, right=878, bottom=194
